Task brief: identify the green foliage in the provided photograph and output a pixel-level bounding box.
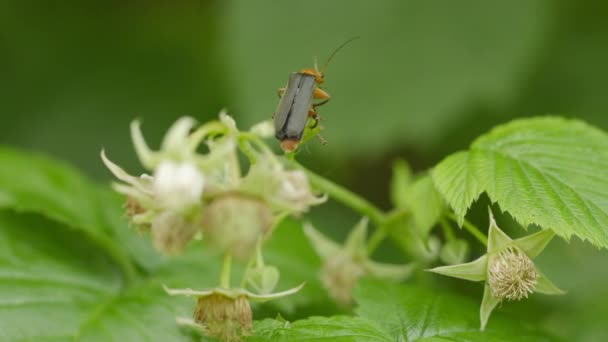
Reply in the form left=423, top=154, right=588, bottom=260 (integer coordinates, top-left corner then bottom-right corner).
left=252, top=280, right=558, bottom=341
left=0, top=147, right=325, bottom=341
left=432, top=117, right=608, bottom=247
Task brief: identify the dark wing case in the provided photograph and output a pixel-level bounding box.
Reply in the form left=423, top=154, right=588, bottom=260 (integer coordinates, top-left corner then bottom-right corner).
left=274, top=72, right=316, bottom=140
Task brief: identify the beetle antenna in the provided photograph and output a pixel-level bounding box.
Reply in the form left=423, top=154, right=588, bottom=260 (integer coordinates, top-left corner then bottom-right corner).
left=321, top=36, right=360, bottom=74
left=314, top=55, right=319, bottom=73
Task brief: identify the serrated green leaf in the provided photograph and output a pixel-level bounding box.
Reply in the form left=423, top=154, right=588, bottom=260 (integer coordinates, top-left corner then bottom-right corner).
left=354, top=280, right=559, bottom=341
left=432, top=117, right=608, bottom=247
left=250, top=316, right=393, bottom=342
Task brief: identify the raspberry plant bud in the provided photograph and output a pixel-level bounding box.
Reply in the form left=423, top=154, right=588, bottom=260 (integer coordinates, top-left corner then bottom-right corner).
left=488, top=246, right=538, bottom=301
left=202, top=194, right=273, bottom=260
left=164, top=284, right=304, bottom=342
left=305, top=218, right=415, bottom=305
left=430, top=208, right=564, bottom=330
left=150, top=211, right=202, bottom=255
left=194, top=294, right=252, bottom=342
left=321, top=252, right=366, bottom=305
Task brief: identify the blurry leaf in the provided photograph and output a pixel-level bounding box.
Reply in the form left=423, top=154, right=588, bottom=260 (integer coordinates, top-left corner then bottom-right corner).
left=440, top=238, right=470, bottom=265
left=388, top=217, right=439, bottom=263
left=251, top=316, right=393, bottom=342
left=223, top=0, right=551, bottom=156
left=432, top=117, right=608, bottom=247
left=0, top=146, right=160, bottom=273
left=0, top=211, right=196, bottom=342
left=390, top=158, right=413, bottom=209
left=355, top=280, right=559, bottom=341
left=402, top=175, right=444, bottom=237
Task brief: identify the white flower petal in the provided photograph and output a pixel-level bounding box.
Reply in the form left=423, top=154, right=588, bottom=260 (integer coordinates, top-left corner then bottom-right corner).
left=130, top=120, right=157, bottom=170
left=161, top=116, right=197, bottom=153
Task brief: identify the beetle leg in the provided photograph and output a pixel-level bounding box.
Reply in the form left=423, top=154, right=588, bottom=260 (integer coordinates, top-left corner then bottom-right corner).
left=316, top=133, right=327, bottom=145
left=312, top=98, right=330, bottom=109
left=313, top=87, right=330, bottom=100
left=277, top=87, right=286, bottom=98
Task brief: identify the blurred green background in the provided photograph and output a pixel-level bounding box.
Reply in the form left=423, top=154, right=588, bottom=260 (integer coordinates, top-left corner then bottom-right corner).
left=1, top=0, right=608, bottom=341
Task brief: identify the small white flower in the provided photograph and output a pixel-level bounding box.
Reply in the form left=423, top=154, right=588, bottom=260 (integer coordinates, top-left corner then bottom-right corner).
left=153, top=161, right=205, bottom=211
left=240, top=156, right=325, bottom=214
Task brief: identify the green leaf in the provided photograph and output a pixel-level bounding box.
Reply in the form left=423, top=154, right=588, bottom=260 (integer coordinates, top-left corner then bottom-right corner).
left=251, top=316, right=393, bottom=342
left=355, top=280, right=559, bottom=341
left=402, top=175, right=445, bottom=237
left=0, top=211, right=198, bottom=342
left=432, top=117, right=608, bottom=247
left=0, top=146, right=160, bottom=275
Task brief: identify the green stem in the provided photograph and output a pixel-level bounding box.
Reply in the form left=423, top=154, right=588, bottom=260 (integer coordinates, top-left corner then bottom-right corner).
left=220, top=252, right=232, bottom=288
left=288, top=161, right=386, bottom=226
left=446, top=212, right=488, bottom=246
left=238, top=138, right=258, bottom=164
left=440, top=217, right=455, bottom=241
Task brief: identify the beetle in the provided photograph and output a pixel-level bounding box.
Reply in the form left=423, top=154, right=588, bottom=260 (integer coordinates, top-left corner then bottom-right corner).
left=274, top=37, right=359, bottom=152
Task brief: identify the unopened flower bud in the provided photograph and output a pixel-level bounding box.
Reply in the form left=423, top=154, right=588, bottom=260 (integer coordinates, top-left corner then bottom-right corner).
left=202, top=194, right=273, bottom=260
left=277, top=170, right=325, bottom=213
left=194, top=293, right=252, bottom=342
left=321, top=252, right=366, bottom=305
left=488, top=246, right=538, bottom=301
left=151, top=211, right=201, bottom=255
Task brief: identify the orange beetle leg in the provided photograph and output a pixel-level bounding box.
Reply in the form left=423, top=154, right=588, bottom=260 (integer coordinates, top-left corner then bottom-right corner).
left=313, top=87, right=330, bottom=100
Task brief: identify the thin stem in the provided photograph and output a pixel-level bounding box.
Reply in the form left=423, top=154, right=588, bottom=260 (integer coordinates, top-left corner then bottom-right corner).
left=240, top=258, right=254, bottom=288
left=445, top=212, right=488, bottom=246
left=220, top=252, right=232, bottom=288
left=238, top=138, right=258, bottom=164
left=440, top=217, right=455, bottom=241
left=366, top=229, right=387, bottom=255
left=288, top=160, right=386, bottom=226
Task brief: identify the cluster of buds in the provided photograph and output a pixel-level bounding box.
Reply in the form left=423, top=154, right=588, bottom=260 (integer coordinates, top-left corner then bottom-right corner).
left=102, top=112, right=324, bottom=341
left=102, top=112, right=324, bottom=257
